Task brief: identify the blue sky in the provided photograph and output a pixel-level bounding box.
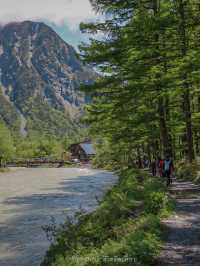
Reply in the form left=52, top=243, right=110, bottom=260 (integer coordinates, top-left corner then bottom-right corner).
left=47, top=22, right=89, bottom=49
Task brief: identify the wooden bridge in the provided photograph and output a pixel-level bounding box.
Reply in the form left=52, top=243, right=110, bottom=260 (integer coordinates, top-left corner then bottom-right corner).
left=6, top=159, right=72, bottom=168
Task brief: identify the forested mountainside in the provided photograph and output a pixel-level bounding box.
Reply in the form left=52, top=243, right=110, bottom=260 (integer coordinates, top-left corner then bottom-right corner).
left=0, top=21, right=95, bottom=136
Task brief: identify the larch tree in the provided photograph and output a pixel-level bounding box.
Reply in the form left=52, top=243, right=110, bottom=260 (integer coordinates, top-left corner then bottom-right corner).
left=80, top=0, right=200, bottom=166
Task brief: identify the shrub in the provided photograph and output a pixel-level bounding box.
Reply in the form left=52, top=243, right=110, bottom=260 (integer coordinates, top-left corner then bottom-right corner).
left=176, top=160, right=200, bottom=184
left=145, top=192, right=168, bottom=215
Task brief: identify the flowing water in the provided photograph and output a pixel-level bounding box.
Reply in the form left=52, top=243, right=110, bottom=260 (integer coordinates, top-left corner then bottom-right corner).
left=0, top=167, right=117, bottom=266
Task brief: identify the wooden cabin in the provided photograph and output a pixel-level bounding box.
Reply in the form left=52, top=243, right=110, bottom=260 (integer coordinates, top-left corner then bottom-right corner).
left=69, top=141, right=96, bottom=162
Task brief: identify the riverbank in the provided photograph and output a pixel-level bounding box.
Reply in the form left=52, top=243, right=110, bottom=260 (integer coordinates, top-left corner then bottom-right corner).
left=42, top=168, right=174, bottom=266
left=0, top=168, right=9, bottom=173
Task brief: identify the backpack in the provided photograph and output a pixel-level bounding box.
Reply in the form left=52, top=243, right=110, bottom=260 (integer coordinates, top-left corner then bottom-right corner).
left=164, top=160, right=171, bottom=171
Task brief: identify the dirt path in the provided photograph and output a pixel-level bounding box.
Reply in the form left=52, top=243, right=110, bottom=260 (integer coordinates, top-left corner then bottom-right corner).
left=0, top=168, right=117, bottom=266
left=159, top=180, right=200, bottom=266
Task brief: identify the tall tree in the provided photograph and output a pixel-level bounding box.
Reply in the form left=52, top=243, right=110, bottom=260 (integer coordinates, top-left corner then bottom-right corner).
left=175, top=0, right=195, bottom=161
left=80, top=0, right=200, bottom=166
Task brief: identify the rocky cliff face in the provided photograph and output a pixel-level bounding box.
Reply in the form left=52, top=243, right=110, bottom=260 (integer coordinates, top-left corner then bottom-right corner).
left=0, top=21, right=95, bottom=136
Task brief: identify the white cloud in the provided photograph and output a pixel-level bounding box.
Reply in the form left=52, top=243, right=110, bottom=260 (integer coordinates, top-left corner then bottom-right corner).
left=0, top=0, right=97, bottom=30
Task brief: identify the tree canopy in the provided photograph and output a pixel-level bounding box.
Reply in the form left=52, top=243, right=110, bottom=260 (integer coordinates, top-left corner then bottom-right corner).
left=80, top=0, right=200, bottom=165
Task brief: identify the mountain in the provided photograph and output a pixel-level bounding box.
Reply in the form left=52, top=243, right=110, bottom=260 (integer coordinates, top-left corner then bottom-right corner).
left=0, top=21, right=95, bottom=136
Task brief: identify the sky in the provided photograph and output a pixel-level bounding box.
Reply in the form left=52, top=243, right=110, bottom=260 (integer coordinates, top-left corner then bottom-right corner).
left=0, top=0, right=100, bottom=48
left=47, top=22, right=90, bottom=49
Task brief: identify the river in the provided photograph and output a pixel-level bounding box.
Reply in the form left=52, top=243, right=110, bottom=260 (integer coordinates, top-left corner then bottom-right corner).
left=0, top=167, right=117, bottom=266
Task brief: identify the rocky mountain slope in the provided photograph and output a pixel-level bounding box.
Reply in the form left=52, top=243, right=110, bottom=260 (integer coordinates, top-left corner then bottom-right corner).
left=0, top=21, right=95, bottom=136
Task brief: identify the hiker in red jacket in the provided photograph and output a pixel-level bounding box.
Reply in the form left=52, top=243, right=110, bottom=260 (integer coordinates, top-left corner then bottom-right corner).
left=158, top=158, right=164, bottom=177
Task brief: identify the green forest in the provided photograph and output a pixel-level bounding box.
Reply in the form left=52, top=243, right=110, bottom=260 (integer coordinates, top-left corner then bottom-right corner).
left=0, top=121, right=87, bottom=167
left=79, top=0, right=200, bottom=167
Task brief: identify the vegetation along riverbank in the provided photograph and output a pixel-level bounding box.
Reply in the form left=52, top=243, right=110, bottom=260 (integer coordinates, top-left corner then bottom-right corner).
left=42, top=168, right=174, bottom=266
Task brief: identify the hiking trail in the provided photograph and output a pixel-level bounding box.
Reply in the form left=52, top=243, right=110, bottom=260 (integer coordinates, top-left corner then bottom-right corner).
left=159, top=179, right=200, bottom=266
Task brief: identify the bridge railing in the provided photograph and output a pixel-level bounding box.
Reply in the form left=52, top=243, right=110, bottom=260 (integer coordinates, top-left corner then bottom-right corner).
left=6, top=158, right=72, bottom=167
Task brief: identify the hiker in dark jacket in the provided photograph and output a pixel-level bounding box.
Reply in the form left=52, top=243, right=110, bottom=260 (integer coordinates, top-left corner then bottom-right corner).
left=163, top=156, right=174, bottom=186
left=151, top=159, right=157, bottom=176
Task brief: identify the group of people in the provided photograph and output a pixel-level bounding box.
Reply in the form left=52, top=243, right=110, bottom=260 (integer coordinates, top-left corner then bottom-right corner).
left=152, top=156, right=174, bottom=186
left=142, top=156, right=175, bottom=186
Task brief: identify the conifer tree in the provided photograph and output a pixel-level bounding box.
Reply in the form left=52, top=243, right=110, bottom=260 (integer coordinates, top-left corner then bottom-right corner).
left=80, top=0, right=200, bottom=165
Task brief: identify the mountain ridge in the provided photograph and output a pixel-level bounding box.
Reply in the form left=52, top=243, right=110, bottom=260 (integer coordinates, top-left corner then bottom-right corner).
left=0, top=21, right=94, bottom=136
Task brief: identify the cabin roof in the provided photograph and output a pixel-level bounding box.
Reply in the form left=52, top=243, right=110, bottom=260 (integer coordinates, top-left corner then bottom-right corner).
left=79, top=143, right=96, bottom=155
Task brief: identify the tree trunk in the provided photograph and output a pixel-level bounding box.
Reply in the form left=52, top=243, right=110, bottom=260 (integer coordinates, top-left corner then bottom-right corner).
left=194, top=131, right=199, bottom=155
left=178, top=0, right=195, bottom=162
left=152, top=0, right=172, bottom=158
left=137, top=146, right=142, bottom=168
left=158, top=96, right=172, bottom=157
left=183, top=90, right=195, bottom=161
left=198, top=96, right=200, bottom=112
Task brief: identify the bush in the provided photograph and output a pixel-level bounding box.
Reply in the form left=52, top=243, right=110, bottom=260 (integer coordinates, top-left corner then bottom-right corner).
left=176, top=160, right=200, bottom=184
left=145, top=192, right=168, bottom=215
left=0, top=123, right=15, bottom=165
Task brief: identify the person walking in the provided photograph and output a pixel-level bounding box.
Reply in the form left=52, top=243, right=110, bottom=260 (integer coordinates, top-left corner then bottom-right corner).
left=143, top=158, right=150, bottom=168
left=151, top=159, right=157, bottom=177
left=163, top=156, right=174, bottom=186
left=158, top=157, right=164, bottom=177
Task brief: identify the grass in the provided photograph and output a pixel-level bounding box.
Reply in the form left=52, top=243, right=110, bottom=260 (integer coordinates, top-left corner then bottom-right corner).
left=41, top=168, right=174, bottom=266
